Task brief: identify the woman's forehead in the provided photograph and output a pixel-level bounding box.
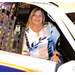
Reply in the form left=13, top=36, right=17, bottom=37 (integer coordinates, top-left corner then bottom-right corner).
left=34, top=10, right=42, bottom=14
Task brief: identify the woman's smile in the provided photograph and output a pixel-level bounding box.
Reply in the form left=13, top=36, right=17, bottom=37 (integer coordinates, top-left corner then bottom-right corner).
left=34, top=19, right=40, bottom=22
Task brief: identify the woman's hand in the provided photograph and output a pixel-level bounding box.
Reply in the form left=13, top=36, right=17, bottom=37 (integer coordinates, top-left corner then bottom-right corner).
left=50, top=55, right=61, bottom=64
left=22, top=51, right=29, bottom=56
left=23, top=53, right=29, bottom=56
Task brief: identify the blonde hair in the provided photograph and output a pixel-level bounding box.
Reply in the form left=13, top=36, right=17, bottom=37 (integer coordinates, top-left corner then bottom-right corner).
left=26, top=7, right=45, bottom=28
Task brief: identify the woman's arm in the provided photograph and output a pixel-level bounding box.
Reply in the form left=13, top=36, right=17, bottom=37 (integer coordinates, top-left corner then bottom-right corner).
left=50, top=23, right=61, bottom=64
left=50, top=23, right=60, bottom=45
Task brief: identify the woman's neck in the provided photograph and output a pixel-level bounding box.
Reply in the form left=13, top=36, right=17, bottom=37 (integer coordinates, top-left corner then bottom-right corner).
left=30, top=24, right=44, bottom=36
left=31, top=25, right=44, bottom=32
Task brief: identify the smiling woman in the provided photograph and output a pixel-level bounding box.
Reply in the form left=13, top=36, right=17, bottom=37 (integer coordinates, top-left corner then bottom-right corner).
left=22, top=7, right=63, bottom=64
left=21, top=7, right=64, bottom=72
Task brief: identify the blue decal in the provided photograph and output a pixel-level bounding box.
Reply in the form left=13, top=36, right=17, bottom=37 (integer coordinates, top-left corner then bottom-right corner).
left=0, top=65, right=25, bottom=72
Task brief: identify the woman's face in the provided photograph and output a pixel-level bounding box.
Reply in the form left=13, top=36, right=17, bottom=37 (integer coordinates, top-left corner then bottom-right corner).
left=32, top=10, right=43, bottom=27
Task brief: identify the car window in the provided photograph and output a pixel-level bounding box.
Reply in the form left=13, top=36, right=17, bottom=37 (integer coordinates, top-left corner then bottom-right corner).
left=66, top=13, right=75, bottom=25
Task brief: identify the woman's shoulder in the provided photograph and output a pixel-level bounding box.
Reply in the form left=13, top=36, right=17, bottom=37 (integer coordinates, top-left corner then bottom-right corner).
left=44, top=22, right=54, bottom=27
left=25, top=28, right=29, bottom=33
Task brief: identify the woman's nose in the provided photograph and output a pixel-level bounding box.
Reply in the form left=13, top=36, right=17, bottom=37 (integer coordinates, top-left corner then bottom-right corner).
left=36, top=15, right=39, bottom=18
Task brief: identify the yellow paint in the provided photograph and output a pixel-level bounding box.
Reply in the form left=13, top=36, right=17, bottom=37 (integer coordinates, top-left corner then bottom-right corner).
left=60, top=17, right=75, bottom=40
left=0, top=62, right=34, bottom=72
left=0, top=31, right=1, bottom=34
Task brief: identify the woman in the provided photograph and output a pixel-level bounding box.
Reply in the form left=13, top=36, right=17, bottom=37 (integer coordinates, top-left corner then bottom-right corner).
left=22, top=7, right=62, bottom=65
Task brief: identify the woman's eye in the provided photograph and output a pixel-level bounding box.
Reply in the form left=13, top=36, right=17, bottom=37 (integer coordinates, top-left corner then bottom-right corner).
left=33, top=15, right=42, bottom=17
left=39, top=15, right=42, bottom=17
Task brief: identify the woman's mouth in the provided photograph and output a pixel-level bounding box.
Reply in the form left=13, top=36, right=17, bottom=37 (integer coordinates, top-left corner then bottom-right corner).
left=35, top=20, right=40, bottom=22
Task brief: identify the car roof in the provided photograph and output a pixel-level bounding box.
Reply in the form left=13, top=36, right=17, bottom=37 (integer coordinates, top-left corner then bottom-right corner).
left=54, top=2, right=75, bottom=13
